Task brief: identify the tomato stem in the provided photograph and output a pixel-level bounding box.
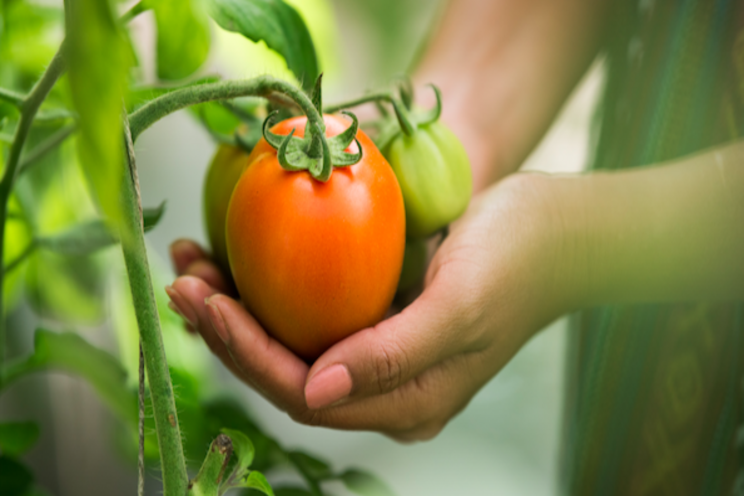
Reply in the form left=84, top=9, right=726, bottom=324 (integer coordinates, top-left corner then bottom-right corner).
left=128, top=76, right=325, bottom=142
left=323, top=91, right=395, bottom=114
left=122, top=115, right=190, bottom=496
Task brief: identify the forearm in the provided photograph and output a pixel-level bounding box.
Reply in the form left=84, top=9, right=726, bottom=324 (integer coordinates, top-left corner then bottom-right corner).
left=413, top=0, right=609, bottom=190
left=554, top=140, right=744, bottom=307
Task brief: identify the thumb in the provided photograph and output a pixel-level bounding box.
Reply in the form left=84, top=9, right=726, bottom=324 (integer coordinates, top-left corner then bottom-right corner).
left=304, top=269, right=486, bottom=410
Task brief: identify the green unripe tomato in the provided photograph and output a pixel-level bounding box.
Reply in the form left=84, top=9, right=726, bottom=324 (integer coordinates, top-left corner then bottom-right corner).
left=396, top=237, right=428, bottom=293
left=384, top=120, right=472, bottom=239
left=203, top=144, right=250, bottom=271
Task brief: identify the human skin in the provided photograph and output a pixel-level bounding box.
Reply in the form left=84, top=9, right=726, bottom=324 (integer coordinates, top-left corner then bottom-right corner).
left=168, top=140, right=744, bottom=441
left=166, top=0, right=744, bottom=440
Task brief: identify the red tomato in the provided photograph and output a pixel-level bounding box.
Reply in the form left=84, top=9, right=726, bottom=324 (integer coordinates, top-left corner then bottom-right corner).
left=226, top=114, right=405, bottom=360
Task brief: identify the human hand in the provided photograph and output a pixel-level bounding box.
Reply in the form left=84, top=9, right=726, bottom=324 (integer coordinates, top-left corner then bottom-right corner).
left=167, top=173, right=573, bottom=441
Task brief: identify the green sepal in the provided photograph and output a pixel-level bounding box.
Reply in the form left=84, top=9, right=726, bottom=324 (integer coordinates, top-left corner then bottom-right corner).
left=327, top=111, right=362, bottom=166
left=332, top=138, right=362, bottom=167
left=416, top=84, right=442, bottom=127
left=391, top=99, right=416, bottom=137
left=309, top=121, right=331, bottom=181
left=397, top=76, right=414, bottom=110
left=327, top=111, right=357, bottom=151
left=276, top=129, right=308, bottom=172
left=261, top=109, right=361, bottom=182
left=262, top=111, right=293, bottom=150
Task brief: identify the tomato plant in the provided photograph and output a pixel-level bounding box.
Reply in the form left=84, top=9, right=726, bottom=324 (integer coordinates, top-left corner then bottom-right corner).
left=0, top=0, right=399, bottom=495
left=226, top=113, right=405, bottom=359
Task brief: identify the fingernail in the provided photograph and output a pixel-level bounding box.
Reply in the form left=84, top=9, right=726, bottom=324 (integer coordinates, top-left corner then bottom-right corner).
left=305, top=364, right=353, bottom=410
left=165, top=285, right=196, bottom=326
left=205, top=297, right=230, bottom=344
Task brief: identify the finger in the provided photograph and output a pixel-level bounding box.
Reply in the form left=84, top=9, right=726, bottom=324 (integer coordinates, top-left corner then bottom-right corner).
left=296, top=350, right=489, bottom=441
left=305, top=265, right=488, bottom=410
left=170, top=239, right=209, bottom=275
left=182, top=259, right=233, bottom=295
left=168, top=276, right=250, bottom=383
left=203, top=294, right=310, bottom=413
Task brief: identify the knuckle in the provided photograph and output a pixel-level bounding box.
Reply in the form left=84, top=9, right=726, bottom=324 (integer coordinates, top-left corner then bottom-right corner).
left=373, top=339, right=409, bottom=394
left=289, top=408, right=324, bottom=427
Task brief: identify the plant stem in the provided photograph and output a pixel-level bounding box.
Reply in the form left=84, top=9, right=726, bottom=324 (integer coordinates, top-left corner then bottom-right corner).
left=122, top=115, right=189, bottom=496
left=0, top=88, right=25, bottom=108
left=323, top=92, right=394, bottom=114
left=120, top=0, right=148, bottom=24
left=0, top=45, right=66, bottom=371
left=138, top=343, right=145, bottom=496
left=3, top=243, right=36, bottom=275
left=128, top=76, right=323, bottom=142
left=17, top=124, right=77, bottom=175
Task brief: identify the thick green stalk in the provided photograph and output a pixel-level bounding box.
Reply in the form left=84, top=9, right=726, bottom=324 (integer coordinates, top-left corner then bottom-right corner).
left=122, top=117, right=189, bottom=496
left=0, top=46, right=66, bottom=370
left=128, top=76, right=323, bottom=142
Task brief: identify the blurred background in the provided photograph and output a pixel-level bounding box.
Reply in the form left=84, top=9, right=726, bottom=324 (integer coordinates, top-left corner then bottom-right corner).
left=1, top=0, right=602, bottom=494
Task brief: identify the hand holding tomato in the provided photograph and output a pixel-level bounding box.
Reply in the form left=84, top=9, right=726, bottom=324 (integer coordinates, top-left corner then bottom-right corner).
left=167, top=173, right=571, bottom=441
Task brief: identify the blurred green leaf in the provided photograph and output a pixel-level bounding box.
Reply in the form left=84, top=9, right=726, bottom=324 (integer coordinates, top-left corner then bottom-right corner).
left=338, top=469, right=395, bottom=496
left=33, top=201, right=165, bottom=255
left=271, top=488, right=314, bottom=496
left=0, top=422, right=40, bottom=457
left=35, top=220, right=114, bottom=255
left=0, top=456, right=33, bottom=496
left=143, top=201, right=166, bottom=231
left=24, top=250, right=106, bottom=324
left=3, top=330, right=136, bottom=424
left=239, top=471, right=274, bottom=496
left=208, top=0, right=319, bottom=90
left=222, top=428, right=255, bottom=476
left=65, top=0, right=131, bottom=228
left=190, top=102, right=242, bottom=137
left=146, top=0, right=211, bottom=80
left=2, top=196, right=32, bottom=310
left=288, top=451, right=332, bottom=481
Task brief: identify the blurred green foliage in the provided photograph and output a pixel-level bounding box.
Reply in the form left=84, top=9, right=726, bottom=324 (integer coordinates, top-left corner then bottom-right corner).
left=0, top=0, right=400, bottom=494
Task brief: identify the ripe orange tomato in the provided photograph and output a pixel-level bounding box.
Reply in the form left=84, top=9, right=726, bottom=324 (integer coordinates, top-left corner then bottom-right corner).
left=226, top=114, right=406, bottom=360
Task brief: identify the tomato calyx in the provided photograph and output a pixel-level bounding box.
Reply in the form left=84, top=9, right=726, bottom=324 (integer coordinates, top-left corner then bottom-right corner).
left=261, top=110, right=363, bottom=182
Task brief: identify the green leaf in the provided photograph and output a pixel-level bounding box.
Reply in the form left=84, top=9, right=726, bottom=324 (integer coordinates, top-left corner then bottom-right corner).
left=66, top=0, right=132, bottom=228
left=0, top=456, right=33, bottom=496
left=147, top=0, right=211, bottom=80
left=3, top=330, right=135, bottom=424
left=35, top=220, right=115, bottom=255
left=0, top=422, right=40, bottom=457
left=221, top=428, right=255, bottom=477
left=202, top=399, right=281, bottom=473
left=208, top=0, right=319, bottom=90
left=287, top=451, right=332, bottom=481
left=143, top=201, right=166, bottom=231
left=240, top=471, right=274, bottom=496
left=34, top=202, right=166, bottom=255
left=338, top=469, right=395, bottom=496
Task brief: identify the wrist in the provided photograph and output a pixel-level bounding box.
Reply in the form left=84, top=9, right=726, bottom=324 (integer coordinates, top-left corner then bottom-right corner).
left=503, top=173, right=596, bottom=313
